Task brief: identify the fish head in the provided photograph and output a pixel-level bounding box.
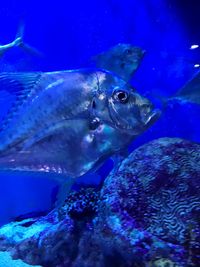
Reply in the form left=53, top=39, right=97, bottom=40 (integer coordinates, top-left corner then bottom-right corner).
left=91, top=72, right=161, bottom=137
left=114, top=44, right=145, bottom=80
left=115, top=43, right=145, bottom=63
left=93, top=43, right=145, bottom=81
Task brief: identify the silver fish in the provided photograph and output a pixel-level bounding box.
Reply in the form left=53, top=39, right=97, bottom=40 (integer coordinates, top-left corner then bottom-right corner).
left=92, top=43, right=145, bottom=81
left=0, top=69, right=160, bottom=206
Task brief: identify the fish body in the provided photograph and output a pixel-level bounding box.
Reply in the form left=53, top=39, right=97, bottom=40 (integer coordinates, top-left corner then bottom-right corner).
left=0, top=69, right=160, bottom=206
left=92, top=43, right=145, bottom=81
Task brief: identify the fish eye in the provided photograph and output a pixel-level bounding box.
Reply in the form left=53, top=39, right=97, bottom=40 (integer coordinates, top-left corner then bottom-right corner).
left=113, top=90, right=129, bottom=103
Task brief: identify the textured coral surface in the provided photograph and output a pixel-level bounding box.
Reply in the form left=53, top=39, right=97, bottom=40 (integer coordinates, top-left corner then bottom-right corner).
left=0, top=138, right=199, bottom=267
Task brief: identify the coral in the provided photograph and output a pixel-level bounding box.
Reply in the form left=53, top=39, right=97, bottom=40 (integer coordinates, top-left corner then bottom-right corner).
left=100, top=137, right=200, bottom=265
left=0, top=138, right=199, bottom=266
left=62, top=188, right=99, bottom=219
left=149, top=258, right=179, bottom=267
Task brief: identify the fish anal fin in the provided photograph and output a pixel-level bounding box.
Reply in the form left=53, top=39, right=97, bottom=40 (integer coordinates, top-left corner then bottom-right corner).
left=54, top=178, right=74, bottom=209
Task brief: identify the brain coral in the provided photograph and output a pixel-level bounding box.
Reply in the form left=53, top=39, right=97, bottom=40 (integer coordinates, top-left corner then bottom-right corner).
left=100, top=138, right=200, bottom=265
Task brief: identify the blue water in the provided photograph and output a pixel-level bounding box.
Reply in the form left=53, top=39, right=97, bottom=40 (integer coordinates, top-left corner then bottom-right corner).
left=0, top=0, right=199, bottom=88
left=0, top=0, right=200, bottom=224
left=0, top=170, right=58, bottom=225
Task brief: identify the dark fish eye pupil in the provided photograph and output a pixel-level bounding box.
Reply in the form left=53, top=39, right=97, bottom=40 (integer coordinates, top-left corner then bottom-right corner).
left=92, top=100, right=96, bottom=109
left=118, top=92, right=126, bottom=100
left=116, top=91, right=128, bottom=103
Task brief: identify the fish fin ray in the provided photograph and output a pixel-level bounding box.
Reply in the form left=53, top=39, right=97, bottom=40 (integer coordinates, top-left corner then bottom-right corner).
left=20, top=43, right=44, bottom=57
left=0, top=72, right=42, bottom=131
left=14, top=22, right=42, bottom=57
left=15, top=21, right=25, bottom=40
left=0, top=72, right=42, bottom=95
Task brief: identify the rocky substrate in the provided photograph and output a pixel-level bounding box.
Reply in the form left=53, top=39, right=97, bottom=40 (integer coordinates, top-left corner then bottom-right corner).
left=0, top=137, right=199, bottom=267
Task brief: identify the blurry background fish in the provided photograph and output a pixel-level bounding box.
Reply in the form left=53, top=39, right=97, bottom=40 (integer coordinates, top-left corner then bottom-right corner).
left=168, top=70, right=200, bottom=105
left=91, top=43, right=145, bottom=81
left=0, top=23, right=42, bottom=58
left=0, top=0, right=199, bottom=224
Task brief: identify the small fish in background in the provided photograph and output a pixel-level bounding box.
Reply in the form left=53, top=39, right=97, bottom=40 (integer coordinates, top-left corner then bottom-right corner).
left=0, top=69, right=160, bottom=214
left=92, top=43, right=145, bottom=81
left=169, top=70, right=200, bottom=105
left=0, top=23, right=42, bottom=58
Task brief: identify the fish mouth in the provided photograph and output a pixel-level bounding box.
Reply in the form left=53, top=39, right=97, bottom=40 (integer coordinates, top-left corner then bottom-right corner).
left=142, top=109, right=161, bottom=128
left=108, top=100, right=161, bottom=135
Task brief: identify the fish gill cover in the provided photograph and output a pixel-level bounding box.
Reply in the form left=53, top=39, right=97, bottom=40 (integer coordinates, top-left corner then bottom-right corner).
left=0, top=0, right=199, bottom=266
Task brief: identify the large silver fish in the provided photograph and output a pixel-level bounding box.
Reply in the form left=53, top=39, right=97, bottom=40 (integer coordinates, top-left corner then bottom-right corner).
left=92, top=43, right=145, bottom=81
left=0, top=69, right=160, bottom=206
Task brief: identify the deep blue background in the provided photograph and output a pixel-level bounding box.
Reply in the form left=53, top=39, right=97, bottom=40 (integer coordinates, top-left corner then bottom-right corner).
left=0, top=0, right=200, bottom=224
left=0, top=0, right=200, bottom=93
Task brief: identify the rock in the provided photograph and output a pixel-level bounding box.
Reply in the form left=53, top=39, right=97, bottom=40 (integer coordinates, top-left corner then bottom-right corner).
left=0, top=188, right=100, bottom=267
left=0, top=251, right=42, bottom=267
left=0, top=138, right=199, bottom=266
left=63, top=188, right=99, bottom=219
left=100, top=137, right=200, bottom=266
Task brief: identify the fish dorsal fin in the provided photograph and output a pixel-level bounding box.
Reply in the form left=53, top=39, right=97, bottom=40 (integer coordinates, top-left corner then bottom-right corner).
left=0, top=72, right=42, bottom=95
left=0, top=72, right=42, bottom=131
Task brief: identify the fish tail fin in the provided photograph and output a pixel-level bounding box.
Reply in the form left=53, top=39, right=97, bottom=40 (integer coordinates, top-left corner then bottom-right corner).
left=13, top=22, right=43, bottom=57
left=13, top=22, right=25, bottom=47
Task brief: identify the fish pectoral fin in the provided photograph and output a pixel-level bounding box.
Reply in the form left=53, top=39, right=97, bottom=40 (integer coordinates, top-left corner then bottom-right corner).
left=54, top=178, right=74, bottom=209
left=111, top=149, right=129, bottom=173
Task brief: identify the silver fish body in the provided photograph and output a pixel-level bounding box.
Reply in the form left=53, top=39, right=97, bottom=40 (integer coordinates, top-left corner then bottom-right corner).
left=0, top=69, right=160, bottom=206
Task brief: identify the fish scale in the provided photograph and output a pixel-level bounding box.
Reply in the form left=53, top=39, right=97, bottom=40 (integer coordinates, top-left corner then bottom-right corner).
left=0, top=74, right=89, bottom=152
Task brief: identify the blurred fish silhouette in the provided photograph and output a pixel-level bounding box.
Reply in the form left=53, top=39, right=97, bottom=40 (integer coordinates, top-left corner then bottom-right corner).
left=0, top=23, right=42, bottom=58
left=0, top=69, right=160, bottom=208
left=169, top=71, right=200, bottom=104
left=92, top=43, right=145, bottom=81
